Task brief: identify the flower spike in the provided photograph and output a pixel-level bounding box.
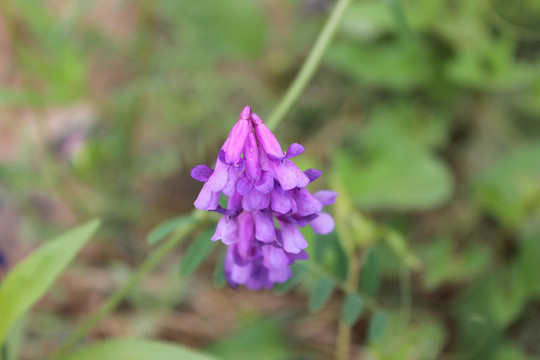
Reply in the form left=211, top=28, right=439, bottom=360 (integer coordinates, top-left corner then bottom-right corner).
left=191, top=107, right=336, bottom=288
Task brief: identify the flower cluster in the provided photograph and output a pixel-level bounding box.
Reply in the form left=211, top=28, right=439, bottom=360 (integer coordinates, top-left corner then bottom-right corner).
left=191, top=106, right=337, bottom=289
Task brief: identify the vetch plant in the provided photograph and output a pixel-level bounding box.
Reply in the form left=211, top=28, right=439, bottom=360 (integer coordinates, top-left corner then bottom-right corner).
left=0, top=0, right=384, bottom=359
left=191, top=106, right=337, bottom=289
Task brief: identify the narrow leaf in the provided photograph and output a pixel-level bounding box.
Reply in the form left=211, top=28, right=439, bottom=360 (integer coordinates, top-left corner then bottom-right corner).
left=369, top=311, right=390, bottom=343
left=384, top=0, right=411, bottom=37
left=309, top=278, right=335, bottom=313
left=58, top=339, right=216, bottom=360
left=0, top=220, right=100, bottom=344
left=213, top=250, right=227, bottom=288
left=147, top=215, right=196, bottom=245
left=341, top=293, right=364, bottom=326
left=179, top=228, right=216, bottom=277
left=360, top=249, right=380, bottom=298
left=3, top=317, right=26, bottom=360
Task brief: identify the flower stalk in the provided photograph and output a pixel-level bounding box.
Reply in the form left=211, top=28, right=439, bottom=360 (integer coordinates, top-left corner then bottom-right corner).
left=266, top=0, right=352, bottom=130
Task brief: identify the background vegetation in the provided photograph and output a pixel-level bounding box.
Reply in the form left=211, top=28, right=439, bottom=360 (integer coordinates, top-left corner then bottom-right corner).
left=0, top=0, right=539, bottom=359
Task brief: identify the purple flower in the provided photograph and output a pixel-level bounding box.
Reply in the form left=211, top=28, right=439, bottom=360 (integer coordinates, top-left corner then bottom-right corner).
left=192, top=106, right=337, bottom=289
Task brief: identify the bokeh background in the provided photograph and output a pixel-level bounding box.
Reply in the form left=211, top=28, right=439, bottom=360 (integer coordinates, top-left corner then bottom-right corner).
left=1, top=0, right=540, bottom=359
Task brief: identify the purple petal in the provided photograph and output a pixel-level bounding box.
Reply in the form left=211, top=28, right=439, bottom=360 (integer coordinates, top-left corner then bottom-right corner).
left=194, top=182, right=220, bottom=210
left=294, top=188, right=323, bottom=216
left=224, top=247, right=237, bottom=286
left=246, top=265, right=272, bottom=289
left=191, top=164, right=214, bottom=182
left=280, top=223, right=308, bottom=254
left=293, top=213, right=319, bottom=227
left=267, top=143, right=305, bottom=161
left=304, top=168, right=322, bottom=183
left=240, top=106, right=252, bottom=120
left=309, top=212, right=335, bottom=235
left=284, top=143, right=305, bottom=159
left=242, top=188, right=270, bottom=211
left=294, top=163, right=310, bottom=188
left=238, top=212, right=255, bottom=242
left=270, top=188, right=293, bottom=214
left=252, top=113, right=284, bottom=159
left=207, top=159, right=229, bottom=192
left=211, top=217, right=226, bottom=241
left=253, top=211, right=276, bottom=243
left=314, top=190, right=338, bottom=206
left=230, top=262, right=252, bottom=284
left=244, top=132, right=261, bottom=181
left=236, top=174, right=253, bottom=195
left=223, top=166, right=238, bottom=197
left=262, top=245, right=289, bottom=269
left=274, top=159, right=310, bottom=191
left=213, top=205, right=239, bottom=217
left=237, top=212, right=255, bottom=261
left=221, top=217, right=239, bottom=245
left=227, top=191, right=243, bottom=211
left=218, top=149, right=227, bottom=164
left=225, top=109, right=251, bottom=164
left=273, top=160, right=298, bottom=191
left=257, top=143, right=272, bottom=171
left=254, top=171, right=274, bottom=194
left=233, top=157, right=245, bottom=173
left=288, top=250, right=309, bottom=262
left=268, top=267, right=292, bottom=283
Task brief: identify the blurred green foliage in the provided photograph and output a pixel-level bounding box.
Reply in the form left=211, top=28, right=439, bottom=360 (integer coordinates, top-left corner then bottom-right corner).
left=1, top=0, right=540, bottom=359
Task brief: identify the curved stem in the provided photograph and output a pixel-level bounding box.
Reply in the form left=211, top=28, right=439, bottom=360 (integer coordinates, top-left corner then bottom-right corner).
left=266, top=0, right=352, bottom=131
left=49, top=219, right=200, bottom=360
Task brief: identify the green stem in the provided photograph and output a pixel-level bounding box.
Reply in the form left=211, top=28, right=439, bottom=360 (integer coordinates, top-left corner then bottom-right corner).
left=266, top=0, right=352, bottom=131
left=49, top=219, right=200, bottom=360
left=335, top=253, right=362, bottom=360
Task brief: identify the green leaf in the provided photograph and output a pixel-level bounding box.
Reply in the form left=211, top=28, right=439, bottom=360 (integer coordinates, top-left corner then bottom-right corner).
left=360, top=249, right=381, bottom=298
left=491, top=0, right=540, bottom=28
left=384, top=0, right=411, bottom=36
left=341, top=293, right=364, bottom=326
left=419, top=237, right=492, bottom=290
left=368, top=313, right=446, bottom=358
left=358, top=102, right=450, bottom=153
left=213, top=250, right=227, bottom=288
left=308, top=278, right=335, bottom=313
left=369, top=311, right=390, bottom=343
left=475, top=143, right=540, bottom=226
left=147, top=215, right=196, bottom=245
left=337, top=148, right=453, bottom=211
left=179, top=228, right=217, bottom=277
left=3, top=317, right=26, bottom=360
left=328, top=40, right=435, bottom=90
left=206, top=318, right=291, bottom=360
left=58, top=339, right=216, bottom=360
left=495, top=342, right=535, bottom=360
left=0, top=220, right=100, bottom=344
